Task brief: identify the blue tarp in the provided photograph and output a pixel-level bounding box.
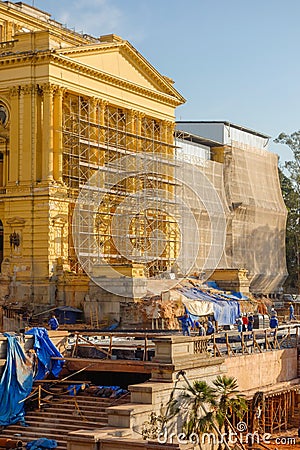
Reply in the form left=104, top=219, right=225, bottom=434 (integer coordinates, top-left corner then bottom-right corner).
left=55, top=306, right=82, bottom=325
left=180, top=288, right=241, bottom=326
left=26, top=438, right=57, bottom=449
left=0, top=333, right=34, bottom=426
left=231, top=291, right=249, bottom=300
left=67, top=384, right=86, bottom=396
left=205, top=281, right=249, bottom=301
left=24, top=328, right=64, bottom=380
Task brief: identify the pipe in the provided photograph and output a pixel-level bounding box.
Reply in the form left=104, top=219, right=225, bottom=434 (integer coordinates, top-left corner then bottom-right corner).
left=0, top=438, right=23, bottom=448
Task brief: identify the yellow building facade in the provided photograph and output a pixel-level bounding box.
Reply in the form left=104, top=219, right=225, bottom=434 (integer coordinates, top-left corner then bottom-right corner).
left=0, top=2, right=185, bottom=315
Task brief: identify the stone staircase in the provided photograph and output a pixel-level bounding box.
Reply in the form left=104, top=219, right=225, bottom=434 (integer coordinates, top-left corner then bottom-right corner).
left=0, top=385, right=130, bottom=450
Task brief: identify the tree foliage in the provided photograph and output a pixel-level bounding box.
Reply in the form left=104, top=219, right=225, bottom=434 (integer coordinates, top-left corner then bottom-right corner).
left=275, top=132, right=300, bottom=292
left=142, top=372, right=247, bottom=450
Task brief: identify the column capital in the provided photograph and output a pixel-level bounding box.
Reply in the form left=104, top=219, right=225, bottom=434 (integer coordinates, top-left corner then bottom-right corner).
left=54, top=86, right=66, bottom=98
left=90, top=96, right=99, bottom=107
left=163, top=119, right=175, bottom=128
left=98, top=98, right=108, bottom=109
left=9, top=86, right=20, bottom=98
left=20, top=84, right=37, bottom=96
left=40, top=83, right=57, bottom=96
left=137, top=111, right=145, bottom=121
left=128, top=109, right=138, bottom=118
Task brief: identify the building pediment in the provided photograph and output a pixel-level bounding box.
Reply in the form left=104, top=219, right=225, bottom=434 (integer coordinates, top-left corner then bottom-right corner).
left=58, top=35, right=185, bottom=104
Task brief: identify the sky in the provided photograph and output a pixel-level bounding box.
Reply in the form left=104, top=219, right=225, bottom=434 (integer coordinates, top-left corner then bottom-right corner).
left=30, top=0, right=300, bottom=163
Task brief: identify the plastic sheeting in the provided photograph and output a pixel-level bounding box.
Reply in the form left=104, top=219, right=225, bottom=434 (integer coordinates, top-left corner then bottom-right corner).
left=24, top=328, right=64, bottom=380
left=26, top=438, right=57, bottom=449
left=179, top=288, right=240, bottom=325
left=181, top=297, right=214, bottom=317
left=0, top=333, right=33, bottom=426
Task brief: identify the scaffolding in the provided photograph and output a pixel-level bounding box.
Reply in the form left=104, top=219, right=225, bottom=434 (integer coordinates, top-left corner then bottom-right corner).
left=62, top=94, right=181, bottom=279
left=62, top=94, right=227, bottom=290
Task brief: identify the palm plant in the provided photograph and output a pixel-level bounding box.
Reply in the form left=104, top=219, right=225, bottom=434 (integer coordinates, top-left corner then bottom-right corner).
left=181, top=380, right=217, bottom=444
left=141, top=372, right=247, bottom=450
left=177, top=372, right=247, bottom=450
left=213, top=375, right=248, bottom=450
left=178, top=372, right=231, bottom=450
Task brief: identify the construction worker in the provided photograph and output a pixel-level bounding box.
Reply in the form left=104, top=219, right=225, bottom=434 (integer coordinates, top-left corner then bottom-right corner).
left=48, top=314, right=59, bottom=331
left=289, top=303, right=296, bottom=321
left=179, top=313, right=191, bottom=336
left=269, top=314, right=278, bottom=329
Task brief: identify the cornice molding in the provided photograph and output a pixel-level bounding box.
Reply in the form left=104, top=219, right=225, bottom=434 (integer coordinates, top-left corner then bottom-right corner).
left=0, top=3, right=96, bottom=47
left=0, top=51, right=184, bottom=107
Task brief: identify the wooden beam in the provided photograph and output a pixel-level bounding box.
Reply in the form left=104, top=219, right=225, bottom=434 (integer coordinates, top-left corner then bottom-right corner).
left=51, top=356, right=172, bottom=374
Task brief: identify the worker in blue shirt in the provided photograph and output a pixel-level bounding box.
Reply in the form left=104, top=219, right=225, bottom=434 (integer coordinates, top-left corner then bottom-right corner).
left=48, top=314, right=59, bottom=330
left=289, top=303, right=296, bottom=321
left=179, top=313, right=191, bottom=336
left=269, top=315, right=278, bottom=329
left=206, top=319, right=215, bottom=335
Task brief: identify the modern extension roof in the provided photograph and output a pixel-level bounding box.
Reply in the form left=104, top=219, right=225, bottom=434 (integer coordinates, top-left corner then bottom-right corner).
left=176, top=120, right=271, bottom=140
left=175, top=128, right=223, bottom=148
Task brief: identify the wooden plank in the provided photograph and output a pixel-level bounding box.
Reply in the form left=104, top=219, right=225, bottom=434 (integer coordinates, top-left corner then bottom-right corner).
left=33, top=379, right=90, bottom=384
left=51, top=356, right=172, bottom=374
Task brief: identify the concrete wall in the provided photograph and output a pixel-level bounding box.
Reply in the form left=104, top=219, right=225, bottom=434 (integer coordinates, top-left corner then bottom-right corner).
left=224, top=348, right=297, bottom=392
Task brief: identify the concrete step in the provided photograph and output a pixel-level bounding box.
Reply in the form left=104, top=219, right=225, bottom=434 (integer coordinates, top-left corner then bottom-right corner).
left=26, top=410, right=108, bottom=421
left=46, top=399, right=111, bottom=410
left=7, top=420, right=102, bottom=432
left=44, top=396, right=115, bottom=407
left=0, top=388, right=130, bottom=450
left=53, top=396, right=120, bottom=406
left=25, top=414, right=107, bottom=427
left=35, top=404, right=109, bottom=417
left=0, top=428, right=67, bottom=449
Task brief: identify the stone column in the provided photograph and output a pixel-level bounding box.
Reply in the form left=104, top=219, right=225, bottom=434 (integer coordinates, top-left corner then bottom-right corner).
left=20, top=84, right=37, bottom=182
left=89, top=97, right=98, bottom=165
left=53, top=87, right=64, bottom=183
left=162, top=120, right=174, bottom=156
left=42, top=83, right=55, bottom=181
left=9, top=87, right=19, bottom=183
left=136, top=112, right=144, bottom=152
left=99, top=99, right=107, bottom=145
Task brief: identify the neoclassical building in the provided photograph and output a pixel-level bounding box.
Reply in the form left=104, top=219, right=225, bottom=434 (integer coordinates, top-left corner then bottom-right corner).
left=0, top=1, right=185, bottom=316
left=0, top=2, right=287, bottom=323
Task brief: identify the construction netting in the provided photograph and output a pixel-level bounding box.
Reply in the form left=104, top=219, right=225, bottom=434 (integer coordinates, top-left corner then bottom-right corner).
left=223, top=141, right=287, bottom=293
left=66, top=94, right=228, bottom=298
left=62, top=93, right=287, bottom=297
left=174, top=137, right=287, bottom=294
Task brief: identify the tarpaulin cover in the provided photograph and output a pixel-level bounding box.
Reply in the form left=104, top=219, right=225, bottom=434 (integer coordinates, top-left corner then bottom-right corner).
left=181, top=297, right=214, bottom=317
left=206, top=281, right=249, bottom=300
left=24, top=328, right=64, bottom=380
left=67, top=384, right=86, bottom=396
left=231, top=291, right=249, bottom=300
left=0, top=333, right=33, bottom=426
left=26, top=438, right=57, bottom=449
left=179, top=288, right=240, bottom=325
